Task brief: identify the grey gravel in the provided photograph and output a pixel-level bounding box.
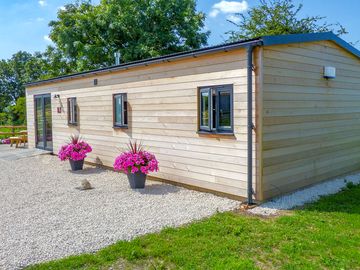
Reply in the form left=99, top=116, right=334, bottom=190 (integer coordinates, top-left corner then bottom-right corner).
left=0, top=155, right=239, bottom=270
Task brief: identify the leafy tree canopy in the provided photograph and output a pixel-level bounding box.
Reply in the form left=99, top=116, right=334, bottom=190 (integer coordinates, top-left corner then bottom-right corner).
left=227, top=0, right=347, bottom=42
left=9, top=96, right=27, bottom=124
left=0, top=51, right=38, bottom=111
left=49, top=0, right=209, bottom=71
left=0, top=47, right=69, bottom=116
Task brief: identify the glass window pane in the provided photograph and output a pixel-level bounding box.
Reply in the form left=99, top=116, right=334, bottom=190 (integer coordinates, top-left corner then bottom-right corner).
left=44, top=97, right=53, bottom=149
left=200, top=91, right=209, bottom=128
left=115, top=95, right=123, bottom=125
left=68, top=98, right=77, bottom=124
left=68, top=99, right=71, bottom=123
left=35, top=98, right=44, bottom=148
left=73, top=98, right=77, bottom=123
left=70, top=99, right=74, bottom=123
left=123, top=100, right=128, bottom=125
left=218, top=91, right=231, bottom=128
left=212, top=90, right=216, bottom=130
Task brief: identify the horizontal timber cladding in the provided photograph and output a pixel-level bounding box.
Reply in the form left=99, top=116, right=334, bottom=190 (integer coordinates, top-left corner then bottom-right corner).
left=26, top=48, right=259, bottom=200
left=261, top=40, right=360, bottom=199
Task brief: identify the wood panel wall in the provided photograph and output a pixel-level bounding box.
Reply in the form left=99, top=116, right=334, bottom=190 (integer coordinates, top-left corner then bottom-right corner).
left=26, top=49, right=258, bottom=200
left=261, top=40, right=360, bottom=199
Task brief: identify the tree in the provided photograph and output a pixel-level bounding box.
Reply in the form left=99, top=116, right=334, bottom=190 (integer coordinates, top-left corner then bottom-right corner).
left=49, top=0, right=209, bottom=71
left=0, top=51, right=41, bottom=112
left=227, top=0, right=347, bottom=42
left=0, top=47, right=71, bottom=115
left=0, top=52, right=33, bottom=112
left=39, top=46, right=76, bottom=79
left=0, top=52, right=37, bottom=124
left=0, top=59, right=13, bottom=111
left=0, top=112, right=6, bottom=125
left=8, top=97, right=27, bottom=124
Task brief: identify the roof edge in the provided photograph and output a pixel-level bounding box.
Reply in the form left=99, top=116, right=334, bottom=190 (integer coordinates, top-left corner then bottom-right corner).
left=261, top=32, right=360, bottom=58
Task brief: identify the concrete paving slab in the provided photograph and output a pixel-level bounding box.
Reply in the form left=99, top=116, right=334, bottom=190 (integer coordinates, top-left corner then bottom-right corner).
left=0, top=145, right=51, bottom=161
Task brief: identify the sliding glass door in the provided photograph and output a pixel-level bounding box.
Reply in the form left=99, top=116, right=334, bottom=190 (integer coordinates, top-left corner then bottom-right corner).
left=35, top=94, right=53, bottom=151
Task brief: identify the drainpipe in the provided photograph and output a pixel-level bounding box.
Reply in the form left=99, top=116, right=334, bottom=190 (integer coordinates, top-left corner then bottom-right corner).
left=247, top=45, right=254, bottom=205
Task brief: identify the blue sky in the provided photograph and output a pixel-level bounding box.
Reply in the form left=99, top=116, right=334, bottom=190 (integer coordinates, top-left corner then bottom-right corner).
left=0, top=0, right=359, bottom=60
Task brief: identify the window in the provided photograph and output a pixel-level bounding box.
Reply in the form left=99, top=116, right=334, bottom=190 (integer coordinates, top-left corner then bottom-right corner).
left=67, top=97, right=78, bottom=125
left=199, top=85, right=233, bottom=133
left=113, top=93, right=128, bottom=127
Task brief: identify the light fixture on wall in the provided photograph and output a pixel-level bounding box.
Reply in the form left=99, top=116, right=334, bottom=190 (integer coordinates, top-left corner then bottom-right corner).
left=323, top=66, right=336, bottom=79
left=54, top=94, right=60, bottom=98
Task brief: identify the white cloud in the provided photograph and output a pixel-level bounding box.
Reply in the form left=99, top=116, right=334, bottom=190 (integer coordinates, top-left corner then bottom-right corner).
left=38, top=0, right=47, bottom=7
left=43, top=35, right=52, bottom=42
left=36, top=17, right=44, bottom=22
left=226, top=14, right=241, bottom=23
left=209, top=0, right=248, bottom=18
left=209, top=9, right=220, bottom=18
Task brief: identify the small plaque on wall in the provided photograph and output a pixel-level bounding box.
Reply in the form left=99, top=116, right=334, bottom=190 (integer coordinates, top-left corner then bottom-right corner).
left=57, top=107, right=62, bottom=113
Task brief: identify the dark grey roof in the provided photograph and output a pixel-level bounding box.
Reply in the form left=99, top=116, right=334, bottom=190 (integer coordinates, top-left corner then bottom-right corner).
left=26, top=32, right=359, bottom=87
left=261, top=32, right=360, bottom=58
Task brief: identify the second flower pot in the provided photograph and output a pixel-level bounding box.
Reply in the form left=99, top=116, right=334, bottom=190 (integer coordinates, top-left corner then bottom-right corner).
left=69, top=159, right=84, bottom=171
left=127, top=172, right=147, bottom=189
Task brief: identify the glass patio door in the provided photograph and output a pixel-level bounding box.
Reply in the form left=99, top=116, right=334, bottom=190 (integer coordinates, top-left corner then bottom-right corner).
left=35, top=94, right=53, bottom=151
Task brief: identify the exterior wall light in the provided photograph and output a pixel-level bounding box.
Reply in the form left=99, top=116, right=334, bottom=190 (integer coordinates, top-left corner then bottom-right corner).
left=54, top=94, right=60, bottom=98
left=323, top=66, right=336, bottom=79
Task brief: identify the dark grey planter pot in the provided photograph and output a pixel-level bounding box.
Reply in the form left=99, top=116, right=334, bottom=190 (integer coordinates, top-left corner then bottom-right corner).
left=127, top=172, right=147, bottom=189
left=69, top=159, right=84, bottom=171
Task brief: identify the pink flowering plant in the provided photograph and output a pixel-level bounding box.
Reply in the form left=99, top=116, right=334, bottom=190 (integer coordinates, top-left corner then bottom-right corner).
left=58, top=134, right=92, bottom=161
left=1, top=138, right=10, bottom=144
left=113, top=140, right=159, bottom=175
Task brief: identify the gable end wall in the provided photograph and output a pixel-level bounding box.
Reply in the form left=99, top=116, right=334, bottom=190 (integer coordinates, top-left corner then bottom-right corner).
left=262, top=40, right=360, bottom=199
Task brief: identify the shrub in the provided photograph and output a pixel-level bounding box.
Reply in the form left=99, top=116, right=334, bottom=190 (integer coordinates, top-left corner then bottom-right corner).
left=0, top=138, right=10, bottom=144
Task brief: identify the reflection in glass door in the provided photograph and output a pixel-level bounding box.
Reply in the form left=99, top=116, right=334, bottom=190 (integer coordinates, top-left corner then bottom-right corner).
left=35, top=94, right=53, bottom=151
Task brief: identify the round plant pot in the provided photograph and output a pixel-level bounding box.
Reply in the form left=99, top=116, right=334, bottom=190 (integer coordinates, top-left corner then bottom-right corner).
left=69, top=159, right=84, bottom=171
left=127, top=172, right=147, bottom=189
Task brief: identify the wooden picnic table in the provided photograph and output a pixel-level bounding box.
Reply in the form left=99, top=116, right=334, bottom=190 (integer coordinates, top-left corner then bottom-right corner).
left=9, top=130, right=28, bottom=148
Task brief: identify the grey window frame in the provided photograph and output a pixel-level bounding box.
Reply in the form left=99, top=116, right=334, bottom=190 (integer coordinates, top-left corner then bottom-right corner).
left=199, top=87, right=211, bottom=132
left=113, top=93, right=128, bottom=128
left=67, top=97, right=78, bottom=126
left=198, top=85, right=233, bottom=134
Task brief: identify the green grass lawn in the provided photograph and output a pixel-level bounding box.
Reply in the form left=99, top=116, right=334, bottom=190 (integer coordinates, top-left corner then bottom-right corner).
left=27, top=184, right=360, bottom=270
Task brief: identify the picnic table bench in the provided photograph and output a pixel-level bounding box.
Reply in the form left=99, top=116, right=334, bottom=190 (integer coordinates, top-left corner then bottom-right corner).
left=9, top=130, right=28, bottom=148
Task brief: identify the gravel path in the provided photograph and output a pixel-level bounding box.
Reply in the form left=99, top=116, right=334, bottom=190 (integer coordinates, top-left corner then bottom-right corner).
left=249, top=172, right=360, bottom=216
left=0, top=155, right=239, bottom=269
